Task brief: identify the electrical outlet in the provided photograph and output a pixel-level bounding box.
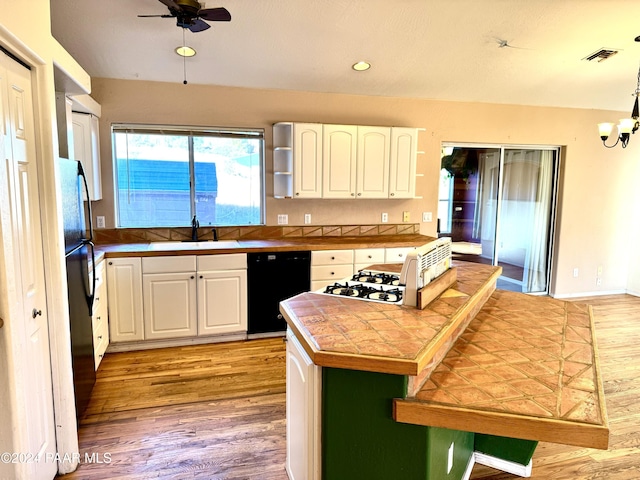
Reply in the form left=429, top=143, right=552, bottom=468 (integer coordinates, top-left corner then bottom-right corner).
left=447, top=442, right=454, bottom=474
left=597, top=266, right=603, bottom=276
left=381, top=212, right=388, bottom=223
left=573, top=268, right=579, bottom=278
left=422, top=212, right=432, bottom=222
left=596, top=277, right=602, bottom=286
left=96, top=216, right=105, bottom=228
left=304, top=213, right=311, bottom=224
left=277, top=214, right=288, bottom=225
left=403, top=211, right=410, bottom=222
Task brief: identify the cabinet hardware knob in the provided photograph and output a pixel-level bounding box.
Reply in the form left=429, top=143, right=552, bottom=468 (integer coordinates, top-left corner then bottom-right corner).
left=331, top=272, right=335, bottom=275
left=99, top=354, right=103, bottom=358
left=351, top=193, right=355, bottom=196
left=390, top=193, right=395, bottom=196
left=200, top=275, right=203, bottom=279
left=97, top=316, right=101, bottom=320
left=331, top=256, right=335, bottom=260
left=191, top=275, right=195, bottom=279
left=32, top=308, right=42, bottom=318
left=357, top=193, right=361, bottom=196
left=108, top=261, right=113, bottom=265
left=98, top=335, right=102, bottom=340
left=95, top=297, right=99, bottom=301
left=296, top=192, right=299, bottom=196
left=277, top=314, right=283, bottom=320
left=368, top=255, right=372, bottom=258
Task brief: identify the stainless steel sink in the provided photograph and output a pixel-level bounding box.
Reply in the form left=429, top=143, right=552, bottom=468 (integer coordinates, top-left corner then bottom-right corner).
left=149, top=240, right=239, bottom=250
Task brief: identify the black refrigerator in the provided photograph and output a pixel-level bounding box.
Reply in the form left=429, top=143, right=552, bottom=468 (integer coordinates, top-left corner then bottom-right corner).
left=60, top=158, right=96, bottom=420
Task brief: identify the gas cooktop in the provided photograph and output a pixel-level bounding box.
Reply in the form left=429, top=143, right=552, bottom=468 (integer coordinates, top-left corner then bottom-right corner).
left=319, top=270, right=405, bottom=304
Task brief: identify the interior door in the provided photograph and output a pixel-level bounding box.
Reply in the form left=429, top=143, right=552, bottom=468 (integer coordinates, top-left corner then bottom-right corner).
left=0, top=53, right=57, bottom=479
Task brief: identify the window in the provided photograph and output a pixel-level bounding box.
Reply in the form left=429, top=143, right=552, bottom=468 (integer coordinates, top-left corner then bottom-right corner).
left=112, top=125, right=264, bottom=228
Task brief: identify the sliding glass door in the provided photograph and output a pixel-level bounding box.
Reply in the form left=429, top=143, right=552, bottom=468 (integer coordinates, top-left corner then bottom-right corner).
left=438, top=144, right=559, bottom=294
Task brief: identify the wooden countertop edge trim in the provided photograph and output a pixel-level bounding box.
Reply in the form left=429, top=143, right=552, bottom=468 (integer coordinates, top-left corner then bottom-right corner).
left=393, top=399, right=610, bottom=450
left=589, top=304, right=610, bottom=431
left=414, top=267, right=502, bottom=373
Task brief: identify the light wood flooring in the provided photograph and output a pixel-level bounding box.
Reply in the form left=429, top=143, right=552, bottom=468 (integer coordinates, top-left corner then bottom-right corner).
left=57, top=294, right=640, bottom=479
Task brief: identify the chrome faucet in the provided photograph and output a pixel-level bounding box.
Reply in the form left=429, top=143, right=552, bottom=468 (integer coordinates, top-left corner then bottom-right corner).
left=191, top=215, right=199, bottom=241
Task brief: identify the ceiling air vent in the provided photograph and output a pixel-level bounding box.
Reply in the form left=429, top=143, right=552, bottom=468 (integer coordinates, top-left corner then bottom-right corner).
left=583, top=48, right=620, bottom=62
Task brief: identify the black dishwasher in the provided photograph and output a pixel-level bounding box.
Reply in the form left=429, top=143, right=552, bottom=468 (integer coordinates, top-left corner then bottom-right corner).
left=247, top=251, right=311, bottom=336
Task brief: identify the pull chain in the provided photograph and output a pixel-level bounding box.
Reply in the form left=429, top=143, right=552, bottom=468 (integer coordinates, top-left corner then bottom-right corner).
left=182, top=27, right=188, bottom=85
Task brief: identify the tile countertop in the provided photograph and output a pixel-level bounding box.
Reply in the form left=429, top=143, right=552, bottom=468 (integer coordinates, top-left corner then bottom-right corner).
left=94, top=234, right=436, bottom=258
left=279, top=261, right=503, bottom=376
left=280, top=261, right=609, bottom=451
left=394, top=290, right=609, bottom=450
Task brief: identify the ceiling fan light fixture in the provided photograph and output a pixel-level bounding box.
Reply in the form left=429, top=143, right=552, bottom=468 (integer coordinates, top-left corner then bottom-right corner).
left=352, top=61, right=371, bottom=72
left=175, top=45, right=196, bottom=57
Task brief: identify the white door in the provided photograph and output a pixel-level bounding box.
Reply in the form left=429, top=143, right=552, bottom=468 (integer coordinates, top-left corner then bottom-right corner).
left=356, top=126, right=390, bottom=198
left=197, top=269, right=248, bottom=335
left=143, top=272, right=197, bottom=339
left=322, top=124, right=357, bottom=198
left=0, top=53, right=57, bottom=479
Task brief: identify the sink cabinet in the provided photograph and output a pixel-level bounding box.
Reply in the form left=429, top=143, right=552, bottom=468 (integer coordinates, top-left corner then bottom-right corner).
left=197, top=254, right=248, bottom=335
left=142, top=256, right=198, bottom=340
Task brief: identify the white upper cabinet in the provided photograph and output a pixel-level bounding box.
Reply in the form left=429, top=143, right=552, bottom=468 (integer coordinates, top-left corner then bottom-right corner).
left=322, top=124, right=358, bottom=198
left=293, top=123, right=323, bottom=198
left=275, top=122, right=419, bottom=199
left=389, top=127, right=418, bottom=199
left=72, top=111, right=102, bottom=201
left=356, top=126, right=390, bottom=198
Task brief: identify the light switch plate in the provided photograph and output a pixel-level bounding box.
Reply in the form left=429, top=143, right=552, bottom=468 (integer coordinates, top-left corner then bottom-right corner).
left=96, top=216, right=105, bottom=228
left=422, top=212, right=432, bottom=222
left=304, top=213, right=311, bottom=224
left=403, top=211, right=410, bottom=222
left=381, top=213, right=388, bottom=223
left=277, top=214, right=288, bottom=225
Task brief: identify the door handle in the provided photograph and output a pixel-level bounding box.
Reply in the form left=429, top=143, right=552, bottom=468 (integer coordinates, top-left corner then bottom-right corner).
left=32, top=308, right=42, bottom=318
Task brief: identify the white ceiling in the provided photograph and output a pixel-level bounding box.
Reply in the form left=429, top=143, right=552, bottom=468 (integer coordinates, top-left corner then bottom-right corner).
left=50, top=0, right=640, bottom=112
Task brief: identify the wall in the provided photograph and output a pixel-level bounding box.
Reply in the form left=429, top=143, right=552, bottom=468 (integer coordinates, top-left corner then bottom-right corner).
left=0, top=0, right=89, bottom=475
left=91, top=78, right=639, bottom=297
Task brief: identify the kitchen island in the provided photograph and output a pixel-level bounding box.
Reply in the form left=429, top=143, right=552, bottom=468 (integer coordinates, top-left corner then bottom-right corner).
left=279, top=261, right=609, bottom=480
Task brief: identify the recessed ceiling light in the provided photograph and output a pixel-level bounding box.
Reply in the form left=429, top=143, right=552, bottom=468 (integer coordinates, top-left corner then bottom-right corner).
left=175, top=46, right=196, bottom=57
left=352, top=61, right=371, bottom=72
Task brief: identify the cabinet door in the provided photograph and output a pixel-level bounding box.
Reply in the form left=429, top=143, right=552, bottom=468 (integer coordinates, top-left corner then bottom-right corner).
left=356, top=126, right=390, bottom=198
left=389, top=127, right=417, bottom=199
left=293, top=123, right=323, bottom=198
left=143, top=272, right=197, bottom=339
left=197, top=269, right=248, bottom=335
left=286, top=329, right=321, bottom=480
left=72, top=112, right=102, bottom=201
left=322, top=124, right=357, bottom=198
left=107, top=258, right=144, bottom=342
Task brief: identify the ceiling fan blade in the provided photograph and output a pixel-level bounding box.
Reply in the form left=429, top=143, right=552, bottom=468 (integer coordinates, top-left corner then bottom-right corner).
left=138, top=14, right=174, bottom=18
left=187, top=18, right=211, bottom=32
left=198, top=7, right=231, bottom=22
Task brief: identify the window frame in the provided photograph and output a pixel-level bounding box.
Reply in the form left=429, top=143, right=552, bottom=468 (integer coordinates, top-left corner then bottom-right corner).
left=111, top=123, right=266, bottom=228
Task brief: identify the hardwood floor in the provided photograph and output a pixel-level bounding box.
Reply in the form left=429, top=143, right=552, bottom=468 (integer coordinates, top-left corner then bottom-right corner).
left=57, top=295, right=640, bottom=479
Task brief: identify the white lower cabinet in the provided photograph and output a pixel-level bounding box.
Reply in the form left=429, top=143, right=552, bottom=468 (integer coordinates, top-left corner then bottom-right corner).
left=108, top=254, right=248, bottom=344
left=354, top=247, right=386, bottom=272
left=286, top=328, right=321, bottom=480
left=385, top=246, right=415, bottom=263
left=143, top=272, right=197, bottom=339
left=310, top=249, right=354, bottom=291
left=107, top=257, right=144, bottom=342
left=92, top=259, right=109, bottom=369
left=197, top=269, right=247, bottom=335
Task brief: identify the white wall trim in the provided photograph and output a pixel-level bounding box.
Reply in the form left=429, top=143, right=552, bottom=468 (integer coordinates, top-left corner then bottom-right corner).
left=552, top=289, right=627, bottom=299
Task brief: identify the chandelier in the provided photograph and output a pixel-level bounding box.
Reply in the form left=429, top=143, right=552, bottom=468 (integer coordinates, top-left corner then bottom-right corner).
left=598, top=65, right=640, bottom=148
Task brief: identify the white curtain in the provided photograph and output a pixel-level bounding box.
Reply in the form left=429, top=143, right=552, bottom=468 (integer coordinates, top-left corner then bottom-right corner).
left=526, top=150, right=553, bottom=292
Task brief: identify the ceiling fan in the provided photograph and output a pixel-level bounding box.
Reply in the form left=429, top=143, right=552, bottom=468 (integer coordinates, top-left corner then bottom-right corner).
left=138, top=0, right=231, bottom=33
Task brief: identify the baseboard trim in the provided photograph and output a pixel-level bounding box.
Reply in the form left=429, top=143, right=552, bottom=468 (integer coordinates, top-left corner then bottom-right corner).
left=474, top=452, right=532, bottom=477
left=553, top=289, right=626, bottom=299
left=107, top=332, right=248, bottom=352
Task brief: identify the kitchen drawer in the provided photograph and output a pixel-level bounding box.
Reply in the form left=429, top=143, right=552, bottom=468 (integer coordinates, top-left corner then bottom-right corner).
left=142, top=255, right=196, bottom=273
left=198, top=253, right=247, bottom=271
left=311, top=250, right=354, bottom=266
left=311, top=264, right=354, bottom=281
left=385, top=247, right=414, bottom=263
left=354, top=248, right=385, bottom=265
left=92, top=298, right=109, bottom=369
